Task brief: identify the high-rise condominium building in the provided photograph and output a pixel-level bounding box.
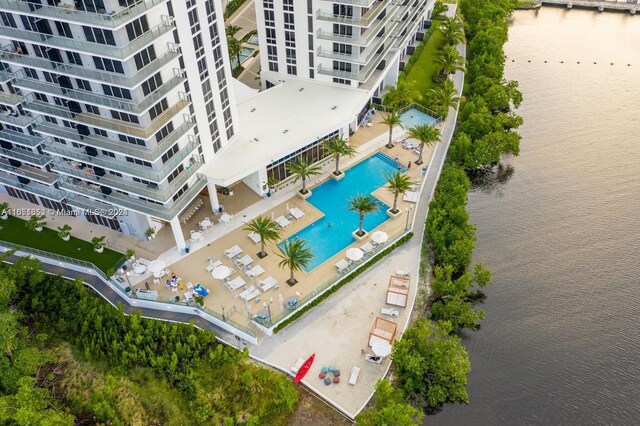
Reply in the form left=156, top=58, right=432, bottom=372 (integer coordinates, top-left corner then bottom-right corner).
left=256, top=0, right=435, bottom=97
left=0, top=0, right=237, bottom=249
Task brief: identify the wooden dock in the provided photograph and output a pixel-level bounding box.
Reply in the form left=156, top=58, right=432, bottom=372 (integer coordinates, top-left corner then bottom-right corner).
left=540, top=0, right=639, bottom=13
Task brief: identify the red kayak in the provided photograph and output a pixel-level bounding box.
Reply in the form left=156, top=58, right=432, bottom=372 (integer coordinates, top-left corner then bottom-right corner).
left=293, top=353, right=315, bottom=384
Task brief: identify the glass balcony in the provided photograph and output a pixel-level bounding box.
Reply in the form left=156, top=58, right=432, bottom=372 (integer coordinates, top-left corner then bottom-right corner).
left=0, top=68, right=13, bottom=83
left=0, top=158, right=58, bottom=184
left=316, top=0, right=389, bottom=27
left=0, top=170, right=65, bottom=201
left=319, top=0, right=377, bottom=6
left=60, top=174, right=208, bottom=220
left=0, top=111, right=35, bottom=127
left=34, top=120, right=194, bottom=161
left=23, top=98, right=190, bottom=139
left=0, top=91, right=22, bottom=106
left=0, top=129, right=44, bottom=148
left=0, top=146, right=51, bottom=167
left=1, top=49, right=181, bottom=89
left=43, top=137, right=199, bottom=182
left=0, top=22, right=174, bottom=60
left=0, top=0, right=168, bottom=29
left=14, top=75, right=186, bottom=115
left=53, top=158, right=202, bottom=203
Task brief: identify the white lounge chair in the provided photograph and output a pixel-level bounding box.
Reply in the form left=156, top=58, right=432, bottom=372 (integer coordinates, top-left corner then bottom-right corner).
left=289, top=207, right=305, bottom=219
left=335, top=258, right=352, bottom=273
left=258, top=276, right=278, bottom=292
left=227, top=276, right=246, bottom=291
left=349, top=367, right=360, bottom=385
left=246, top=264, right=265, bottom=279
left=360, top=242, right=375, bottom=253
left=224, top=245, right=242, bottom=259
left=381, top=307, right=400, bottom=317
left=184, top=291, right=194, bottom=302
left=275, top=215, right=291, bottom=228
left=291, top=358, right=304, bottom=373
left=396, top=267, right=410, bottom=277
left=248, top=231, right=261, bottom=244
left=239, top=285, right=261, bottom=302
left=235, top=254, right=253, bottom=268
left=205, top=260, right=222, bottom=272
left=403, top=191, right=419, bottom=203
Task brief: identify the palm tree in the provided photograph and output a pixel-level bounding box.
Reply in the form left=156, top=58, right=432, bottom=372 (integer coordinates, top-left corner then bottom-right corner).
left=91, top=236, right=106, bottom=253
left=435, top=45, right=465, bottom=80
left=225, top=24, right=241, bottom=38
left=227, top=36, right=242, bottom=67
left=385, top=171, right=416, bottom=214
left=381, top=112, right=403, bottom=149
left=25, top=215, right=46, bottom=231
left=277, top=239, right=313, bottom=285
left=287, top=157, right=321, bottom=195
left=348, top=194, right=379, bottom=237
left=57, top=224, right=72, bottom=241
left=244, top=215, right=281, bottom=258
left=324, top=137, right=356, bottom=176
left=408, top=124, right=440, bottom=165
left=428, top=80, right=460, bottom=112
left=384, top=80, right=421, bottom=109
left=439, top=17, right=465, bottom=46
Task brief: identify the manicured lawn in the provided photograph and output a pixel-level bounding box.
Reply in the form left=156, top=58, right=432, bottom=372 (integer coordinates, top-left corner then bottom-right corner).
left=405, top=28, right=445, bottom=93
left=0, top=216, right=123, bottom=273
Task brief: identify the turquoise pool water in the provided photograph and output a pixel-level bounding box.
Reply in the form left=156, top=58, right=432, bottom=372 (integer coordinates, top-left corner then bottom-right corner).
left=400, top=108, right=438, bottom=128
left=230, top=48, right=255, bottom=68
left=279, top=152, right=405, bottom=271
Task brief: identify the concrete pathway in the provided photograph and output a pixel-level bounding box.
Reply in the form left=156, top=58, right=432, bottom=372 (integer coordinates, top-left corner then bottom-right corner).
left=246, top=44, right=467, bottom=418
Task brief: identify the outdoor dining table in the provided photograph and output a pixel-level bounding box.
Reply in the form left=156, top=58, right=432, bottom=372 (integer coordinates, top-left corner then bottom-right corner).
left=200, top=218, right=212, bottom=229
left=133, top=264, right=146, bottom=274
left=286, top=297, right=299, bottom=309
left=191, top=231, right=202, bottom=241
left=220, top=213, right=232, bottom=223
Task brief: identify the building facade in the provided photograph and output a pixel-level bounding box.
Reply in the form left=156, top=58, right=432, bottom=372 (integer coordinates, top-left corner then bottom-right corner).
left=0, top=0, right=237, bottom=249
left=255, top=0, right=435, bottom=99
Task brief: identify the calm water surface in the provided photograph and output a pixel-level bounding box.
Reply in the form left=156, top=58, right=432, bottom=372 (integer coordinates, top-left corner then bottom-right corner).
left=430, top=8, right=640, bottom=425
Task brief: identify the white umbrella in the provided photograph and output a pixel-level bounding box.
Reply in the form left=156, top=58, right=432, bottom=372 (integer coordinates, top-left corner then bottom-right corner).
left=220, top=213, right=232, bottom=223
left=371, top=231, right=389, bottom=244
left=371, top=340, right=392, bottom=357
left=147, top=259, right=167, bottom=275
left=346, top=247, right=364, bottom=261
left=212, top=265, right=231, bottom=279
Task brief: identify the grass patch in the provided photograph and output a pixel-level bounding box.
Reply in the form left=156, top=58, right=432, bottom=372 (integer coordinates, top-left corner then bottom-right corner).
left=0, top=215, right=123, bottom=272
left=404, top=28, right=445, bottom=93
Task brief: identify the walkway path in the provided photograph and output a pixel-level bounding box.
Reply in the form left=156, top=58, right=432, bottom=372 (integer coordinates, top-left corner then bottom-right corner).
left=247, top=43, right=467, bottom=418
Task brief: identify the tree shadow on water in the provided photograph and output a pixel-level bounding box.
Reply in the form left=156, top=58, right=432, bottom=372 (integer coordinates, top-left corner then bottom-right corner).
left=468, top=162, right=515, bottom=196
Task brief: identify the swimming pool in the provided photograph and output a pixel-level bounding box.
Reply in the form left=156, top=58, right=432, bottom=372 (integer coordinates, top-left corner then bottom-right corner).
left=230, top=48, right=255, bottom=68
left=400, top=108, right=438, bottom=129
left=279, top=152, right=404, bottom=271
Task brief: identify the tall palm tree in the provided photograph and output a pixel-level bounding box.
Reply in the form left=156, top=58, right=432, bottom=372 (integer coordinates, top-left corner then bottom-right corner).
left=408, top=124, right=440, bottom=165
left=428, top=80, right=460, bottom=112
left=384, top=80, right=421, bottom=109
left=227, top=36, right=242, bottom=67
left=439, top=17, right=465, bottom=46
left=244, top=215, right=281, bottom=258
left=287, top=157, right=321, bottom=194
left=225, top=24, right=241, bottom=38
left=381, top=112, right=403, bottom=149
left=324, top=137, right=356, bottom=176
left=435, top=45, right=465, bottom=80
left=277, top=239, right=314, bottom=285
left=384, top=171, right=416, bottom=214
left=347, top=194, right=379, bottom=236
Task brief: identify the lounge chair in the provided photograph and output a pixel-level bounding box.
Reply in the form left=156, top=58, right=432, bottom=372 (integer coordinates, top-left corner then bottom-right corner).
left=289, top=207, right=305, bottom=219
left=403, top=191, right=419, bottom=203
left=224, top=245, right=242, bottom=259
left=235, top=254, right=253, bottom=268
left=381, top=307, right=400, bottom=317
left=258, top=276, right=278, bottom=292
left=239, top=285, right=261, bottom=302
left=248, top=231, right=261, bottom=244
left=275, top=215, right=291, bottom=228
left=184, top=291, right=194, bottom=302
left=360, top=242, right=375, bottom=253
left=349, top=367, right=360, bottom=385
left=227, top=276, right=246, bottom=291
left=396, top=267, right=410, bottom=277
left=246, top=264, right=265, bottom=279
left=291, top=358, right=304, bottom=373
left=335, top=258, right=352, bottom=273
left=205, top=260, right=222, bottom=272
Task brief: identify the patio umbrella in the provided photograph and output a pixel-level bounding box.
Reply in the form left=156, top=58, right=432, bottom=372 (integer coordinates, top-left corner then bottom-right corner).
left=346, top=247, right=364, bottom=262
left=371, top=231, right=389, bottom=244
left=278, top=293, right=284, bottom=310
left=147, top=259, right=166, bottom=275
left=371, top=340, right=392, bottom=357
left=212, top=265, right=232, bottom=280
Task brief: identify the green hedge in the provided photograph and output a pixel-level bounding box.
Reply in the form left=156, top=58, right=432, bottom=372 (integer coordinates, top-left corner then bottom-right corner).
left=274, top=232, right=414, bottom=333
left=400, top=25, right=436, bottom=80
left=224, top=0, right=248, bottom=19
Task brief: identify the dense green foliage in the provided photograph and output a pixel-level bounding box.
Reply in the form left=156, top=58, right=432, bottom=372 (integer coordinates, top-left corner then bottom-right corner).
left=0, top=257, right=298, bottom=425
left=393, top=319, right=471, bottom=411
left=355, top=379, right=424, bottom=426
left=224, top=0, right=248, bottom=19
left=0, top=215, right=122, bottom=272
left=274, top=232, right=413, bottom=333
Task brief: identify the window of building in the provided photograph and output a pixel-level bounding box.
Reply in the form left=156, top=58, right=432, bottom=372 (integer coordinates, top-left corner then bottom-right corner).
left=93, top=57, right=124, bottom=74
left=102, top=84, right=132, bottom=100
left=133, top=45, right=156, bottom=71
left=111, top=110, right=139, bottom=124
left=125, top=16, right=149, bottom=41
left=83, top=26, right=116, bottom=46
left=119, top=133, right=146, bottom=146
left=154, top=122, right=174, bottom=144
left=141, top=73, right=163, bottom=96
left=161, top=143, right=178, bottom=163
left=148, top=98, right=168, bottom=121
